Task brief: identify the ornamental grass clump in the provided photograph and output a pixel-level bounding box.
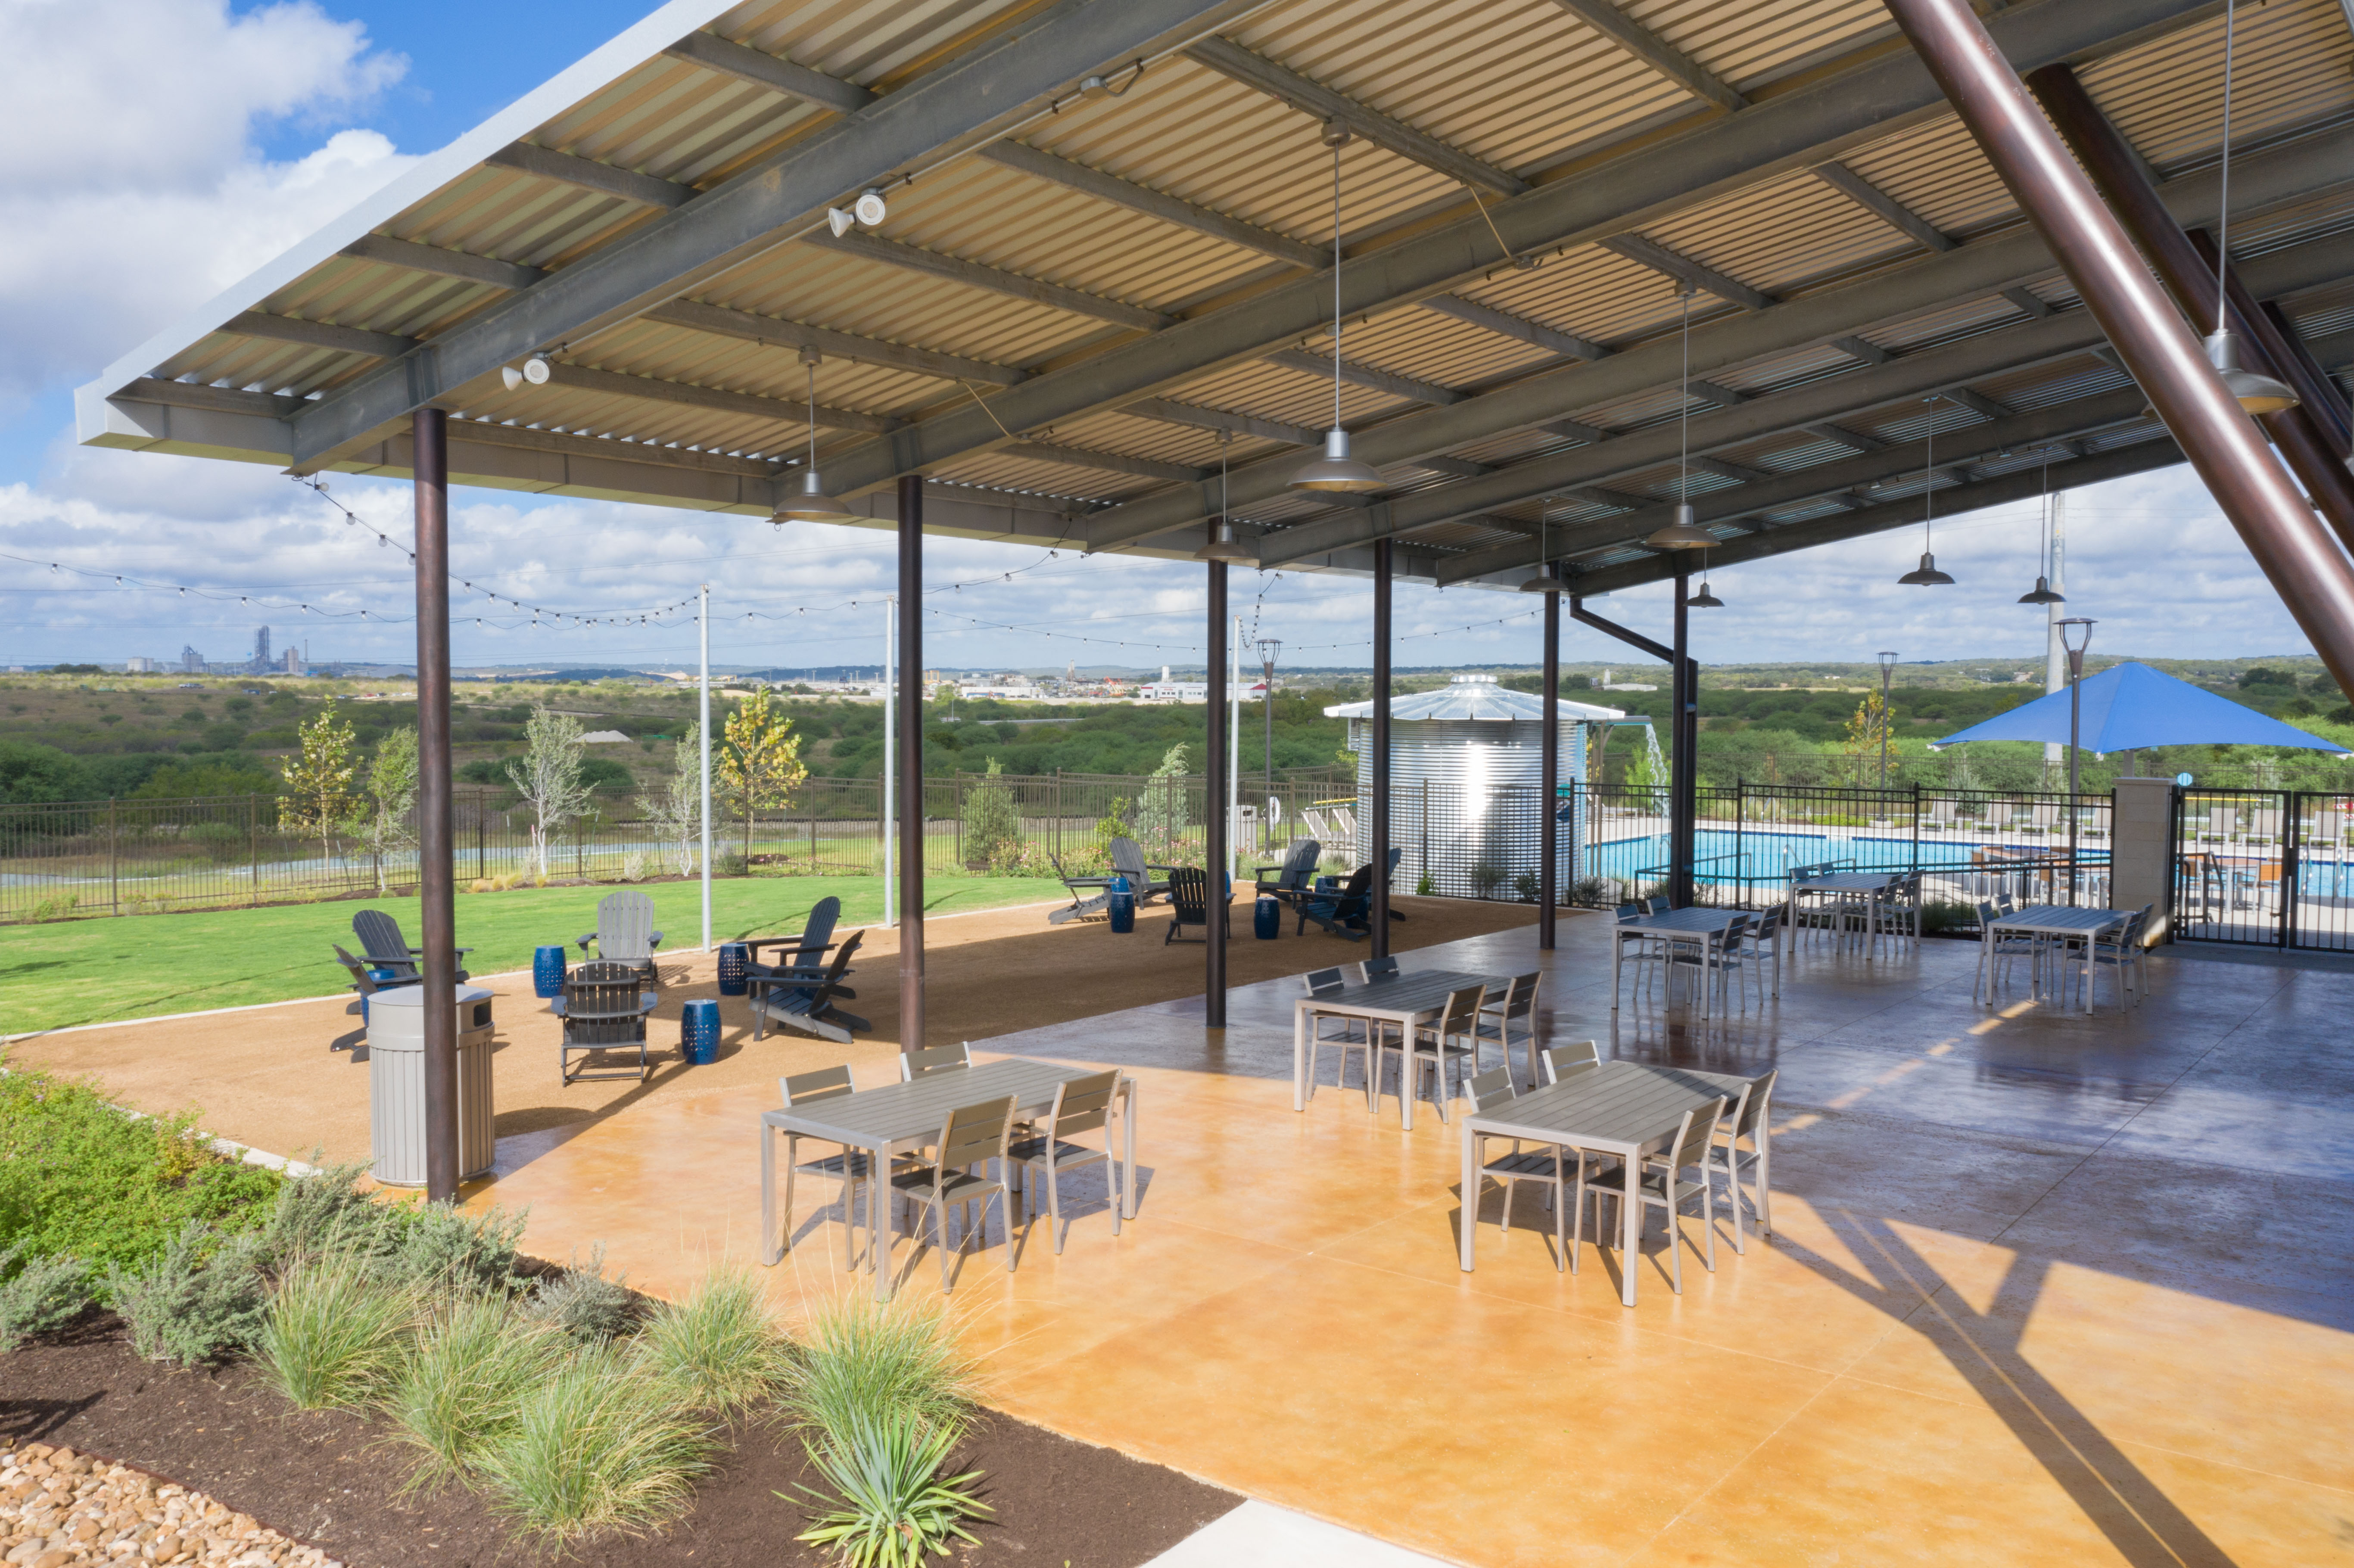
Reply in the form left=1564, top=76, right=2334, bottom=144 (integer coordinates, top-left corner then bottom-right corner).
left=791, top=1412, right=990, bottom=1568
left=639, top=1265, right=791, bottom=1416
left=782, top=1295, right=983, bottom=1447
left=392, top=1296, right=564, bottom=1490
left=474, top=1341, right=717, bottom=1544
left=258, top=1256, right=418, bottom=1410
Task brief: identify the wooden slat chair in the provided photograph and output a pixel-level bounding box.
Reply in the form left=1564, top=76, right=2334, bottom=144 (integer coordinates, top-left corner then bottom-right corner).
left=353, top=908, right=470, bottom=983
left=887, top=1096, right=1018, bottom=1291
left=748, top=930, right=868, bottom=1044
left=553, top=959, right=657, bottom=1085
left=1009, top=1070, right=1124, bottom=1254
left=577, top=890, right=663, bottom=989
left=1163, top=866, right=1212, bottom=944
left=775, top=1065, right=882, bottom=1266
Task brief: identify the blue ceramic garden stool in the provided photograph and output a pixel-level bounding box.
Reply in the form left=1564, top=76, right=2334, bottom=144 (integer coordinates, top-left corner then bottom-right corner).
left=716, top=942, right=750, bottom=997
left=680, top=999, right=721, bottom=1066
left=532, top=945, right=567, bottom=999
left=1107, top=874, right=1135, bottom=934
left=1254, top=896, right=1280, bottom=940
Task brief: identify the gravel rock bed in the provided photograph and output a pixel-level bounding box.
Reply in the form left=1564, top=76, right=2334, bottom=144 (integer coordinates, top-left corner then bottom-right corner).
left=0, top=1446, right=338, bottom=1568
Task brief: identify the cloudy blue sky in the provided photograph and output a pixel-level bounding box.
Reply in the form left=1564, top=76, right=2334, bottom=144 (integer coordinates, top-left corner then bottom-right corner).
left=0, top=0, right=2318, bottom=675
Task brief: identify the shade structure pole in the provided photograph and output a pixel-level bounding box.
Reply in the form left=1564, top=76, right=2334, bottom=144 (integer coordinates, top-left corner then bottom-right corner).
left=882, top=594, right=895, bottom=929
left=1205, top=551, right=1228, bottom=1027
left=896, top=476, right=925, bottom=1054
left=1371, top=538, right=1393, bottom=958
left=411, top=408, right=458, bottom=1204
left=1669, top=569, right=1696, bottom=908
left=1229, top=616, right=1241, bottom=875
left=2025, top=63, right=2354, bottom=554
left=1888, top=0, right=2354, bottom=698
left=697, top=584, right=711, bottom=951
left=1538, top=582, right=1558, bottom=950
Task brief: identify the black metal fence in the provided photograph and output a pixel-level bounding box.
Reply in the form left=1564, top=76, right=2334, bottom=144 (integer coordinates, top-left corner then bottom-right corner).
left=2173, top=787, right=2354, bottom=950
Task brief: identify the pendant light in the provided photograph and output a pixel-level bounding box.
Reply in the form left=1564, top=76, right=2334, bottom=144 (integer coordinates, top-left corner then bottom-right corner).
left=1291, top=123, right=1383, bottom=493
left=1519, top=496, right=1567, bottom=592
left=1647, top=284, right=1714, bottom=549
left=774, top=349, right=855, bottom=523
left=1897, top=396, right=1957, bottom=585
left=1197, top=430, right=1255, bottom=560
left=1688, top=549, right=1725, bottom=608
left=2018, top=449, right=2066, bottom=604
left=2201, top=0, right=2298, bottom=415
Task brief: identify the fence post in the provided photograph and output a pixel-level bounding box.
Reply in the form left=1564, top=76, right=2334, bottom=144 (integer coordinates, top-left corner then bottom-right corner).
left=1734, top=780, right=1745, bottom=907
left=1910, top=782, right=1921, bottom=877
left=1055, top=770, right=1063, bottom=861
left=249, top=793, right=260, bottom=906
left=108, top=797, right=119, bottom=916
left=1420, top=779, right=1430, bottom=891
left=2280, top=789, right=2300, bottom=949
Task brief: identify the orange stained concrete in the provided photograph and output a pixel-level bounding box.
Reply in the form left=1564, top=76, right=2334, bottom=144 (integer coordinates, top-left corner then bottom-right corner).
left=447, top=915, right=2354, bottom=1568
left=6, top=892, right=1535, bottom=1166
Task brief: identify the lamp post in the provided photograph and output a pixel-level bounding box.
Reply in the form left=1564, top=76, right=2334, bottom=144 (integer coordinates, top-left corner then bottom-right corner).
left=1258, top=637, right=1281, bottom=849
left=2058, top=618, right=2097, bottom=800
left=1876, top=651, right=1897, bottom=790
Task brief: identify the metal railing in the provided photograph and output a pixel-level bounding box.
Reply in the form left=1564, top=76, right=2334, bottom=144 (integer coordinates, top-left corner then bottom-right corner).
left=2174, top=787, right=2354, bottom=949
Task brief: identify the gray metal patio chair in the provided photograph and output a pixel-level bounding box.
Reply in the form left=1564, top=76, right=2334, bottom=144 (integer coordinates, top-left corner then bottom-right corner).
left=1706, top=1068, right=1775, bottom=1251
left=1465, top=1067, right=1592, bottom=1275
left=1974, top=899, right=2042, bottom=996
left=1731, top=907, right=1785, bottom=1004
left=1358, top=954, right=1400, bottom=983
left=353, top=909, right=470, bottom=982
left=552, top=960, right=657, bottom=1084
left=1472, top=971, right=1541, bottom=1085
left=2083, top=905, right=2153, bottom=1010
left=887, top=1095, right=1017, bottom=1290
left=1400, top=983, right=1488, bottom=1123
left=1009, top=1069, right=1124, bottom=1254
left=578, top=890, right=663, bottom=988
left=748, top=930, right=869, bottom=1043
left=898, top=1042, right=971, bottom=1080
left=1539, top=1040, right=1601, bottom=1086
left=776, top=1064, right=884, bottom=1266
left=1594, top=1096, right=1728, bottom=1295
left=1303, top=968, right=1377, bottom=1109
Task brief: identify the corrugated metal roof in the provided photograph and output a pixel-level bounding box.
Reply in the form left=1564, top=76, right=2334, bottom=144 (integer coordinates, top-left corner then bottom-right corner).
left=1325, top=672, right=1625, bottom=720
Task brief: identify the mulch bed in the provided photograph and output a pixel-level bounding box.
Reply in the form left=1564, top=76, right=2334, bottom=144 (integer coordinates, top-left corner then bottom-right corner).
left=0, top=1313, right=1233, bottom=1568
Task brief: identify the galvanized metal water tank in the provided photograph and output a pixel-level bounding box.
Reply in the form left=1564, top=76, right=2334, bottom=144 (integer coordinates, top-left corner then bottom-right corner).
left=1324, top=675, right=1624, bottom=898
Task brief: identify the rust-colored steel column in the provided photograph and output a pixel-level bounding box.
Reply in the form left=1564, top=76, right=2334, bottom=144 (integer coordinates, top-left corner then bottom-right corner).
left=1668, top=569, right=1695, bottom=909
left=1205, top=546, right=1227, bottom=1027
left=412, top=408, right=458, bottom=1204
left=1890, top=0, right=2354, bottom=697
left=1538, top=585, right=1559, bottom=950
left=2026, top=64, right=2354, bottom=554
left=896, top=474, right=925, bottom=1055
left=1370, top=538, right=1393, bottom=958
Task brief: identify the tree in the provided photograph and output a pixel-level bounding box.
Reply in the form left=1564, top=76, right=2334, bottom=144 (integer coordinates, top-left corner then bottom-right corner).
left=1132, top=741, right=1190, bottom=854
left=717, top=690, right=807, bottom=863
left=507, top=707, right=592, bottom=880
left=636, top=722, right=703, bottom=877
left=356, top=730, right=419, bottom=893
left=959, top=756, right=1021, bottom=869
left=1842, top=693, right=1891, bottom=789
left=279, top=700, right=358, bottom=864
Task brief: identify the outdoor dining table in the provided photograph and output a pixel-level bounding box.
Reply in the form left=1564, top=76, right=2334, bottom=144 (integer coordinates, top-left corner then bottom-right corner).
left=1457, top=1060, right=1762, bottom=1306
left=759, top=1057, right=1138, bottom=1300
left=1610, top=908, right=1743, bottom=1015
left=1291, top=968, right=1503, bottom=1129
left=1978, top=904, right=2129, bottom=1015
left=1788, top=871, right=1902, bottom=950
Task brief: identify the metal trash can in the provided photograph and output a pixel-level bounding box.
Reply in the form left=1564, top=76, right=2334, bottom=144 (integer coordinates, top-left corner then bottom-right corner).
left=367, top=984, right=496, bottom=1186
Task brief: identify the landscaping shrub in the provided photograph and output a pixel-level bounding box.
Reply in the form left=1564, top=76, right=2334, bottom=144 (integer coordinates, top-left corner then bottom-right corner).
left=527, top=1245, right=637, bottom=1343
left=783, top=1296, right=981, bottom=1447
left=104, top=1220, right=268, bottom=1366
left=0, top=1066, right=280, bottom=1274
left=1922, top=899, right=1978, bottom=935
left=641, top=1265, right=791, bottom=1415
left=258, top=1257, right=418, bottom=1410
left=265, top=1162, right=524, bottom=1295
left=0, top=1243, right=90, bottom=1350
left=791, top=1410, right=989, bottom=1568
left=475, top=1341, right=716, bottom=1543
left=392, top=1295, right=563, bottom=1489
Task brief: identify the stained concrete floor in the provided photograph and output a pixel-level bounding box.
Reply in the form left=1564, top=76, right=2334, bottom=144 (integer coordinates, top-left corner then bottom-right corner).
left=455, top=909, right=2354, bottom=1568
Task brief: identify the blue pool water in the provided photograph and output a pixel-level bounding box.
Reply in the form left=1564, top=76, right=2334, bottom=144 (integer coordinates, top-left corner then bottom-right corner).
left=1579, top=828, right=2106, bottom=886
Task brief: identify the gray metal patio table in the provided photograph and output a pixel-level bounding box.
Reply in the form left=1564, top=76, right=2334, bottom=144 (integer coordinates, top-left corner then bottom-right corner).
left=760, top=1057, right=1137, bottom=1299
left=1291, top=968, right=1501, bottom=1129
left=1610, top=908, right=1742, bottom=1015
left=1978, top=904, right=2127, bottom=1014
left=1457, top=1060, right=1758, bottom=1306
left=1789, top=871, right=1902, bottom=951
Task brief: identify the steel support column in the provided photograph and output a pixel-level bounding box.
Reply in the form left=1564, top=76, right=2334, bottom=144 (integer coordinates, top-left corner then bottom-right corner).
left=1205, top=549, right=1228, bottom=1027
left=2026, top=64, right=2354, bottom=554
left=896, top=475, right=925, bottom=1055
left=1538, top=586, right=1559, bottom=949
left=1371, top=538, right=1393, bottom=958
left=1670, top=571, right=1696, bottom=908
left=1890, top=0, right=2354, bottom=697
left=1569, top=597, right=1694, bottom=905
left=412, top=408, right=458, bottom=1203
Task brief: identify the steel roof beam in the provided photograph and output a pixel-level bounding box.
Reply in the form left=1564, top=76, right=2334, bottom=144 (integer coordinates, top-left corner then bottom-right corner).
left=340, top=235, right=546, bottom=292
left=540, top=362, right=900, bottom=435
left=1811, top=163, right=1957, bottom=251
left=1804, top=421, right=1884, bottom=451
left=975, top=141, right=1327, bottom=268
left=1000, top=441, right=1207, bottom=482
left=1414, top=454, right=1491, bottom=477
left=283, top=0, right=1273, bottom=467
left=1420, top=295, right=1610, bottom=361
left=1077, top=102, right=2352, bottom=552
left=800, top=229, right=1173, bottom=330
left=484, top=142, right=693, bottom=209
left=1600, top=235, right=1775, bottom=310
left=663, top=31, right=875, bottom=115
left=1831, top=335, right=1890, bottom=364
left=1942, top=386, right=2011, bottom=419
left=2003, top=286, right=2054, bottom=317
left=1263, top=345, right=1461, bottom=404
left=1120, top=397, right=1323, bottom=445
left=1547, top=0, right=1746, bottom=112
left=644, top=298, right=1028, bottom=386
left=1182, top=36, right=1528, bottom=196
left=226, top=312, right=418, bottom=361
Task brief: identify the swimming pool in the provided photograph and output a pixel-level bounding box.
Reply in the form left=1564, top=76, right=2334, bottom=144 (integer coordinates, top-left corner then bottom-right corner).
left=1579, top=828, right=2107, bottom=887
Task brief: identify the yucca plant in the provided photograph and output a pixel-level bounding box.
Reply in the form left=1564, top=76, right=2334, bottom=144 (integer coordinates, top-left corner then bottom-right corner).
left=475, top=1342, right=716, bottom=1543
left=258, top=1256, right=417, bottom=1409
left=782, top=1295, right=982, bottom=1448
left=640, top=1265, right=791, bottom=1415
left=791, top=1411, right=989, bottom=1568
left=390, top=1296, right=562, bottom=1489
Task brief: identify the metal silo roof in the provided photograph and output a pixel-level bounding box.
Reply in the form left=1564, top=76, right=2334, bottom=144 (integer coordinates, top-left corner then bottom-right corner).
left=1324, top=673, right=1624, bottom=722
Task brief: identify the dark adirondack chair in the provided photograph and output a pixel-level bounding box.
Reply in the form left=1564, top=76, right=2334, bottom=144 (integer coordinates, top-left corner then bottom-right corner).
left=552, top=959, right=658, bottom=1084
left=746, top=896, right=842, bottom=979
left=1253, top=839, right=1322, bottom=907
left=1047, top=852, right=1118, bottom=925
left=576, top=891, right=663, bottom=988
left=1296, top=863, right=1374, bottom=940
left=352, top=909, right=470, bottom=982
left=1164, top=866, right=1212, bottom=944
left=1107, top=837, right=1176, bottom=904
left=750, top=930, right=871, bottom=1044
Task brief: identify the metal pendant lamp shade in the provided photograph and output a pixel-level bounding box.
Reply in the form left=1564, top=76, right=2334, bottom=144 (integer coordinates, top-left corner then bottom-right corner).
left=1518, top=565, right=1566, bottom=593
left=1293, top=426, right=1383, bottom=492
left=776, top=465, right=855, bottom=523
left=1646, top=502, right=1714, bottom=550
left=2203, top=329, right=2298, bottom=414
left=1520, top=501, right=1566, bottom=591
left=1196, top=517, right=1254, bottom=562
left=1688, top=578, right=1725, bottom=608
left=2018, top=574, right=2065, bottom=604
left=1899, top=551, right=1956, bottom=586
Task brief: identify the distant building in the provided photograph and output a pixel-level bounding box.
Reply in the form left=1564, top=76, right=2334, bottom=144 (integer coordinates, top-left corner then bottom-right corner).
left=580, top=730, right=630, bottom=744
left=250, top=626, right=272, bottom=675
left=125, top=656, right=156, bottom=672
left=180, top=644, right=204, bottom=674
left=281, top=646, right=304, bottom=675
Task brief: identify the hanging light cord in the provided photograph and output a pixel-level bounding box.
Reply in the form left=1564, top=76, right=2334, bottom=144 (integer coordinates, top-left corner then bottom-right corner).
left=1330, top=139, right=1345, bottom=432
left=2215, top=0, right=2237, bottom=336
left=1924, top=399, right=1938, bottom=551
left=1678, top=286, right=1693, bottom=505
left=805, top=361, right=819, bottom=470
left=2040, top=449, right=2053, bottom=575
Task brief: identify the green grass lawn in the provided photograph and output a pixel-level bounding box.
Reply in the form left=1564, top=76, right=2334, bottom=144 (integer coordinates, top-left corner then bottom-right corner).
left=0, top=876, right=1058, bottom=1037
